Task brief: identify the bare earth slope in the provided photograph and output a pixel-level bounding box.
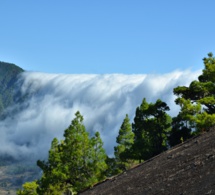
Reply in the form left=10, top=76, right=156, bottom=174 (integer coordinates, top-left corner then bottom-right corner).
left=80, top=129, right=215, bottom=195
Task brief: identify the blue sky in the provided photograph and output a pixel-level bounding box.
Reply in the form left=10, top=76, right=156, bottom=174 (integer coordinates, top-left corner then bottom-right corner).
left=0, top=1, right=214, bottom=74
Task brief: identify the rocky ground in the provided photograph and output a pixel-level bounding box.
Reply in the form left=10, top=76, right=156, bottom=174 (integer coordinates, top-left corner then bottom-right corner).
left=80, top=129, right=215, bottom=195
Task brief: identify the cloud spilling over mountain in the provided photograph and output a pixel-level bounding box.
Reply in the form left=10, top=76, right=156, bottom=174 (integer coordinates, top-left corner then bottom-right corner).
left=0, top=70, right=200, bottom=160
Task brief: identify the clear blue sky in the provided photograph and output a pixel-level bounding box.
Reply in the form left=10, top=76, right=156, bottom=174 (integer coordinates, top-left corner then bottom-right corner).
left=0, top=1, right=214, bottom=74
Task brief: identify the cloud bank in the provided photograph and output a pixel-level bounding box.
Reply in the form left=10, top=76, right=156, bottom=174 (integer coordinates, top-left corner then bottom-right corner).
left=0, top=70, right=200, bottom=160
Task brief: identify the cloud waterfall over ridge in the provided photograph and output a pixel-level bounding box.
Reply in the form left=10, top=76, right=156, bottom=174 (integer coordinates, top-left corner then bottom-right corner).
left=0, top=70, right=200, bottom=160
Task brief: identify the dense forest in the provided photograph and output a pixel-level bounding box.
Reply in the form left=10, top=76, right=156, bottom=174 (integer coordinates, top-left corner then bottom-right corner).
left=16, top=53, right=215, bottom=195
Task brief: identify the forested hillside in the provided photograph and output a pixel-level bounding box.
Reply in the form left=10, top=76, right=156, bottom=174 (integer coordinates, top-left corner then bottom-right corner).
left=0, top=61, right=24, bottom=113
left=1, top=53, right=215, bottom=194
left=17, top=53, right=215, bottom=194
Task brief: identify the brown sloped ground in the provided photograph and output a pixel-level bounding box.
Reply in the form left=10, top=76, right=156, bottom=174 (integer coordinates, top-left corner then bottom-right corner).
left=80, top=129, right=215, bottom=195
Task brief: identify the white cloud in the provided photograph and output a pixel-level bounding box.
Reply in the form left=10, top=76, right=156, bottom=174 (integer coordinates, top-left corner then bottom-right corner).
left=0, top=70, right=200, bottom=160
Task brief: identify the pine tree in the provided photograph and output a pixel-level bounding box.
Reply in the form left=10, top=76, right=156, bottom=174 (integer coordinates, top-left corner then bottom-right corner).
left=132, top=98, right=150, bottom=162
left=174, top=53, right=215, bottom=132
left=37, top=138, right=68, bottom=195
left=114, top=114, right=134, bottom=171
left=149, top=99, right=172, bottom=156
left=132, top=98, right=171, bottom=162
left=17, top=181, right=38, bottom=195
left=90, top=132, right=108, bottom=181
left=61, top=111, right=93, bottom=192
left=36, top=111, right=107, bottom=194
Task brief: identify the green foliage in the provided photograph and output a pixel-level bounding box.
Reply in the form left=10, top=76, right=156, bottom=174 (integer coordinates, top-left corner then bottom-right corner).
left=195, top=112, right=215, bottom=132
left=104, top=156, right=121, bottom=177
left=132, top=98, right=172, bottom=162
left=175, top=98, right=201, bottom=127
left=114, top=114, right=134, bottom=171
left=14, top=53, right=215, bottom=194
left=36, top=111, right=107, bottom=194
left=90, top=132, right=108, bottom=181
left=174, top=53, right=215, bottom=132
left=36, top=137, right=66, bottom=195
left=17, top=181, right=38, bottom=195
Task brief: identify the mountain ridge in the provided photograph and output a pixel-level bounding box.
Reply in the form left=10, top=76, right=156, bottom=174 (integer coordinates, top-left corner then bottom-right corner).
left=0, top=61, right=24, bottom=113
left=0, top=62, right=40, bottom=195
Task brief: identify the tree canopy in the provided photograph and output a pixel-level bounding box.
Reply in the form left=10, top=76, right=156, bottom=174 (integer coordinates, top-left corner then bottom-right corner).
left=174, top=53, right=215, bottom=132
left=114, top=114, right=134, bottom=171
left=132, top=98, right=172, bottom=162
left=18, top=111, right=108, bottom=195
left=17, top=53, right=215, bottom=194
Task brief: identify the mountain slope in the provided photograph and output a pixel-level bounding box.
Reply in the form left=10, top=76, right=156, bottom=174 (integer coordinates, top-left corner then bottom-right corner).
left=0, top=62, right=40, bottom=195
left=0, top=61, right=24, bottom=113
left=80, top=128, right=215, bottom=195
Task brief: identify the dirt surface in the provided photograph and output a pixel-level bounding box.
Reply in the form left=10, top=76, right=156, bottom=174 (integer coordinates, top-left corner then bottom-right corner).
left=80, top=129, right=215, bottom=195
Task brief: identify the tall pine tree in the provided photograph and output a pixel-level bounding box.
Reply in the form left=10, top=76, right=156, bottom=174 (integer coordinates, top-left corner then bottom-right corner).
left=174, top=53, right=215, bottom=132
left=36, top=111, right=107, bottom=194
left=114, top=114, right=134, bottom=171
left=132, top=98, right=171, bottom=162
left=90, top=132, right=108, bottom=182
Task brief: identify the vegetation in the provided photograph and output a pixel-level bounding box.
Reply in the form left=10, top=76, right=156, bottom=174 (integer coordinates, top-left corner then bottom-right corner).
left=17, top=181, right=38, bottom=195
left=114, top=114, right=135, bottom=172
left=0, top=53, right=213, bottom=194
left=26, top=111, right=108, bottom=194
left=174, top=53, right=215, bottom=132
left=132, top=98, right=172, bottom=162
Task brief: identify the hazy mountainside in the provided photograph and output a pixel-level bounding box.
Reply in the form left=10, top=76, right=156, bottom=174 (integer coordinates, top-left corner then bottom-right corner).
left=0, top=61, right=24, bottom=114
left=0, top=157, right=40, bottom=195
left=0, top=62, right=40, bottom=194
left=0, top=70, right=199, bottom=162
left=80, top=128, right=215, bottom=195
left=0, top=60, right=204, bottom=194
